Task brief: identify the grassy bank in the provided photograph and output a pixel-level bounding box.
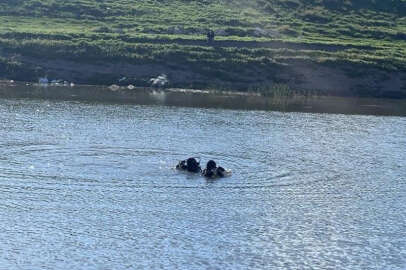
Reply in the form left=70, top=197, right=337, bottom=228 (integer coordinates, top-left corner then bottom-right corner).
left=0, top=0, right=405, bottom=97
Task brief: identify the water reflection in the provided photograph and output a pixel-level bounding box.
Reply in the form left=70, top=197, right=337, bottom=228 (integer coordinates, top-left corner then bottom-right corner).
left=1, top=83, right=406, bottom=116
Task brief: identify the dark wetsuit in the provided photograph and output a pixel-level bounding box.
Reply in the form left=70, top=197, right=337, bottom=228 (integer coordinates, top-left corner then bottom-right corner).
left=202, top=160, right=225, bottom=178
left=176, top=158, right=201, bottom=173
left=176, top=160, right=187, bottom=170
left=203, top=166, right=225, bottom=178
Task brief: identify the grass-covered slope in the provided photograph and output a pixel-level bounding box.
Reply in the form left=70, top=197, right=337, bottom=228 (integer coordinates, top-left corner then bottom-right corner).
left=0, top=0, right=405, bottom=96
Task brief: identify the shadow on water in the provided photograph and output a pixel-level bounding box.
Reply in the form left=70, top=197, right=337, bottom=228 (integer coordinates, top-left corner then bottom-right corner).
left=1, top=82, right=406, bottom=116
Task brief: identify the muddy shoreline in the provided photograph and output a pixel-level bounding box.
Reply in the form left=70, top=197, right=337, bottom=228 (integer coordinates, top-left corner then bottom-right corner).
left=1, top=53, right=406, bottom=100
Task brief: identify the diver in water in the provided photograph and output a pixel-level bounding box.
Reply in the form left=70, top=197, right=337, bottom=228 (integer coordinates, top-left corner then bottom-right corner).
left=202, top=160, right=226, bottom=178
left=176, top=157, right=202, bottom=173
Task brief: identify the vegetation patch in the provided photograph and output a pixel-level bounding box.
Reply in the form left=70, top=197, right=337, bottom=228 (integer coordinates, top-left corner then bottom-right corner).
left=0, top=0, right=405, bottom=96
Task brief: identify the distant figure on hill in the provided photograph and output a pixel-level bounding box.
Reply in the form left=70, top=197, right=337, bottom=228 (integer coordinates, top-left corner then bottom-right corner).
left=207, top=29, right=215, bottom=43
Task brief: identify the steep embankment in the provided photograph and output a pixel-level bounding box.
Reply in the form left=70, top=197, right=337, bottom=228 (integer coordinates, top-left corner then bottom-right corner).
left=0, top=0, right=405, bottom=97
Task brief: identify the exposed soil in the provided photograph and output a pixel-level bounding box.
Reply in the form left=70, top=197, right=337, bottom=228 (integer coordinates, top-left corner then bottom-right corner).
left=1, top=40, right=405, bottom=98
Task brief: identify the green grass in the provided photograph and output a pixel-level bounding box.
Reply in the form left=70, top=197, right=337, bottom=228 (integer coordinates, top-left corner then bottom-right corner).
left=0, top=0, right=405, bottom=87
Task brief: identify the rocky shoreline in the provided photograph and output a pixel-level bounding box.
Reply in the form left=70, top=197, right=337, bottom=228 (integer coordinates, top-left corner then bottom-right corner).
left=1, top=56, right=405, bottom=99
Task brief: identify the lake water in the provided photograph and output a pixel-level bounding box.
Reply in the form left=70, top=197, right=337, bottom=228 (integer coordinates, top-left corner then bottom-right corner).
left=0, top=97, right=405, bottom=269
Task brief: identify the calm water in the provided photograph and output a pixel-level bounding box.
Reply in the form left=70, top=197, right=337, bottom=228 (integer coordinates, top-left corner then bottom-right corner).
left=0, top=98, right=405, bottom=269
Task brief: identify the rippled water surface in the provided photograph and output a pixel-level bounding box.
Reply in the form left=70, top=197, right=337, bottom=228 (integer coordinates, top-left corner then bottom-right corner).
left=0, top=98, right=405, bottom=269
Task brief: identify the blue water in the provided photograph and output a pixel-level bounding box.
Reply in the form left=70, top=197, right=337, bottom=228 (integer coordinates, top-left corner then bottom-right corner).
left=0, top=98, right=405, bottom=269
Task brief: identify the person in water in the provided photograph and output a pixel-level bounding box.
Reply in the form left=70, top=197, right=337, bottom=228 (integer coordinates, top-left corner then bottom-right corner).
left=202, top=160, right=226, bottom=178
left=176, top=157, right=201, bottom=173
